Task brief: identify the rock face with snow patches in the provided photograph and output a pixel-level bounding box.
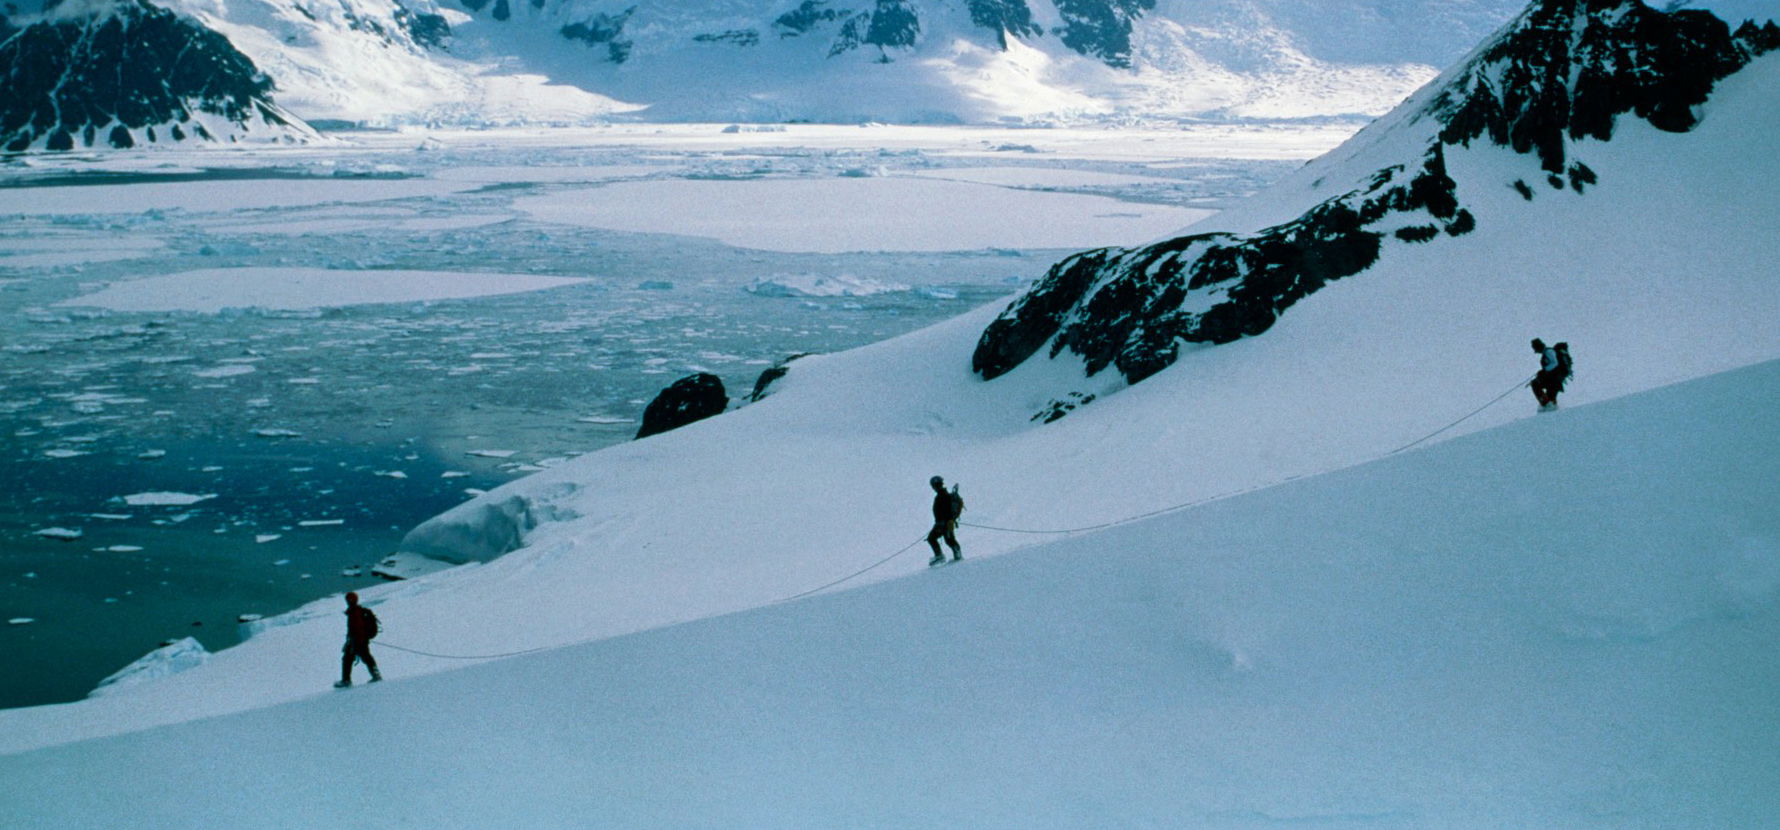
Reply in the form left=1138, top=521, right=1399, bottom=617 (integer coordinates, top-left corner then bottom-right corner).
left=154, top=0, right=1543, bottom=126
left=0, top=0, right=317, bottom=151
left=972, top=0, right=1780, bottom=388
left=466, top=0, right=1157, bottom=67
left=637, top=373, right=730, bottom=439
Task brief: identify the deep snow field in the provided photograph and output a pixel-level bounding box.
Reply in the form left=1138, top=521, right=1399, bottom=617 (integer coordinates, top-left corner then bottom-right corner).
left=0, top=122, right=1347, bottom=708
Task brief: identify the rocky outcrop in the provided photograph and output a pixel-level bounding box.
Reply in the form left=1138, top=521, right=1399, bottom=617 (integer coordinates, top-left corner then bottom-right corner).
left=557, top=7, right=632, bottom=63
left=1052, top=0, right=1153, bottom=69
left=967, top=0, right=1039, bottom=48
left=0, top=0, right=317, bottom=151
left=973, top=0, right=1778, bottom=390
left=826, top=0, right=919, bottom=58
left=637, top=373, right=729, bottom=439
left=748, top=353, right=811, bottom=402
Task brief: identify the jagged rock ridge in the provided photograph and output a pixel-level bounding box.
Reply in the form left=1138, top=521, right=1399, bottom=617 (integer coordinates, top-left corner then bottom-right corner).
left=972, top=0, right=1779, bottom=388
left=0, top=0, right=317, bottom=151
left=458, top=0, right=1159, bottom=68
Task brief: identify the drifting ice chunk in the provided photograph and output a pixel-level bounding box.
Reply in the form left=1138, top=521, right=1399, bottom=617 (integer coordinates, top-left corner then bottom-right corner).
left=88, top=637, right=209, bottom=698
left=121, top=492, right=215, bottom=507
left=745, top=274, right=908, bottom=298
left=33, top=527, right=82, bottom=540
left=9, top=617, right=35, bottom=625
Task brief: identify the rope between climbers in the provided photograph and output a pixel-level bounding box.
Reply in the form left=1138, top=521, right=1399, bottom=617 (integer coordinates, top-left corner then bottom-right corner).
left=372, top=539, right=929, bottom=658
left=777, top=538, right=927, bottom=603
left=1384, top=375, right=1532, bottom=456
left=961, top=375, right=1534, bottom=538
left=374, top=640, right=556, bottom=660
left=367, top=376, right=1540, bottom=651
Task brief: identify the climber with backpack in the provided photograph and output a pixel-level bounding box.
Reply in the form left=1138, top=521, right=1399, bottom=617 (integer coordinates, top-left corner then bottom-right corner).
left=335, top=591, right=382, bottom=688
left=926, top=475, right=964, bottom=566
left=1529, top=338, right=1574, bottom=411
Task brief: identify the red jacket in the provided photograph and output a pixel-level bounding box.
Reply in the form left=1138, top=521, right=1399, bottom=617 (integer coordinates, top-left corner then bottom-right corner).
left=345, top=605, right=378, bottom=641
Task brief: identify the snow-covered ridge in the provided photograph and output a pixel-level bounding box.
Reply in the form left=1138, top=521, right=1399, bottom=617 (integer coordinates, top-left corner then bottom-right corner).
left=971, top=0, right=1779, bottom=389
left=0, top=0, right=319, bottom=151
left=132, top=0, right=1544, bottom=126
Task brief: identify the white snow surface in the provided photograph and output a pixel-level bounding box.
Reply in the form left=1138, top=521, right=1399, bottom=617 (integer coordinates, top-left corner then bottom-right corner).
left=56, top=268, right=589, bottom=313
left=3, top=353, right=1779, bottom=825
left=1, top=45, right=1777, bottom=830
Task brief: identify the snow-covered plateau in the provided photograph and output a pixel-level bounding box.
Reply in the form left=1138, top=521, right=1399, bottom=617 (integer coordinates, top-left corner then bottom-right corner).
left=2, top=0, right=1779, bottom=824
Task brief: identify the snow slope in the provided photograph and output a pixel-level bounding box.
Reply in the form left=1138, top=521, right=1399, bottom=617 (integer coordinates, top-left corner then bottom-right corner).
left=2, top=354, right=1777, bottom=826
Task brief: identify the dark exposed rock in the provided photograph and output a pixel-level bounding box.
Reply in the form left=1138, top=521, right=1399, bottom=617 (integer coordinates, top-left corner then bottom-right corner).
left=830, top=0, right=919, bottom=58
left=637, top=373, right=728, bottom=439
left=695, top=29, right=760, bottom=46
left=967, top=0, right=1040, bottom=48
left=1051, top=0, right=1155, bottom=69
left=1396, top=225, right=1440, bottom=243
left=394, top=5, right=450, bottom=50
left=559, top=8, right=633, bottom=63
left=1032, top=392, right=1096, bottom=423
left=774, top=0, right=845, bottom=37
left=972, top=0, right=1776, bottom=387
left=1432, top=0, right=1773, bottom=174
left=749, top=353, right=812, bottom=402
left=0, top=0, right=311, bottom=152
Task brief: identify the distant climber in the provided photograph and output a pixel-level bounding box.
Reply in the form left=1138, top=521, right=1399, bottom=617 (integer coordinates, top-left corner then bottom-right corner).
left=335, top=591, right=381, bottom=688
left=926, top=475, right=964, bottom=566
left=1529, top=338, right=1573, bottom=411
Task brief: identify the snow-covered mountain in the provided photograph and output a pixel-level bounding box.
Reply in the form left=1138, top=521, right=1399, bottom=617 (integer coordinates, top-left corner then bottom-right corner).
left=0, top=0, right=319, bottom=150
left=141, top=0, right=1548, bottom=125
left=974, top=0, right=1779, bottom=390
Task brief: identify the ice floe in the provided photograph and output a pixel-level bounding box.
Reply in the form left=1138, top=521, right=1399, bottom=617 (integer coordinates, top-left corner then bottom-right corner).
left=745, top=274, right=909, bottom=298
left=54, top=268, right=591, bottom=314
left=119, top=492, right=216, bottom=507
left=513, top=177, right=1213, bottom=253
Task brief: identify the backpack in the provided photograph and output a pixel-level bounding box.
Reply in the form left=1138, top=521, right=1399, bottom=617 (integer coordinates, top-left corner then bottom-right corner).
left=360, top=607, right=380, bottom=640
left=1554, top=342, right=1574, bottom=379
left=949, top=485, right=965, bottom=518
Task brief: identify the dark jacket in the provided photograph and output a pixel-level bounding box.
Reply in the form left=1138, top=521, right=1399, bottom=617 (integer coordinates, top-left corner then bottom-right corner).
left=932, top=490, right=959, bottom=523
left=346, top=605, right=378, bottom=641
